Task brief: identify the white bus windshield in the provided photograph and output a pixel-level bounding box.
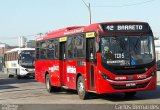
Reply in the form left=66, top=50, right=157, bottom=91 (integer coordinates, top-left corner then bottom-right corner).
left=19, top=50, right=35, bottom=67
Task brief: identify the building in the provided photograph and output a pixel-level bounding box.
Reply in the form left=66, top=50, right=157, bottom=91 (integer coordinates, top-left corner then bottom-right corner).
left=26, top=40, right=36, bottom=48
left=19, top=36, right=27, bottom=47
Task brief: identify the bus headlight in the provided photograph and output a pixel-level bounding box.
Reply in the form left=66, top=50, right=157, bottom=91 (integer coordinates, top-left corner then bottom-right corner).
left=99, top=72, right=110, bottom=80
left=25, top=69, right=29, bottom=72
left=21, top=68, right=26, bottom=71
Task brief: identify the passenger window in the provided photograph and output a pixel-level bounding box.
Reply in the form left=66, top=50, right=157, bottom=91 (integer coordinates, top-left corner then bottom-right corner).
left=47, top=40, right=55, bottom=59
left=67, top=37, right=74, bottom=59
left=36, top=42, right=40, bottom=59
left=40, top=42, right=47, bottom=59
left=55, top=41, right=59, bottom=59
left=74, top=35, right=85, bottom=58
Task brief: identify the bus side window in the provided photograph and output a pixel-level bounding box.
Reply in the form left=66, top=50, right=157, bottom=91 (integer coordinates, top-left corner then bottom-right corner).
left=40, top=42, right=47, bottom=59
left=67, top=37, right=74, bottom=59
left=36, top=42, right=40, bottom=59
left=74, top=34, right=85, bottom=58
left=47, top=40, right=55, bottom=59
left=15, top=52, right=18, bottom=60
left=55, top=41, right=59, bottom=59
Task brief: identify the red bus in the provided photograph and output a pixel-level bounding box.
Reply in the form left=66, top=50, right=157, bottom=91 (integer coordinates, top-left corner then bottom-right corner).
left=35, top=21, right=156, bottom=100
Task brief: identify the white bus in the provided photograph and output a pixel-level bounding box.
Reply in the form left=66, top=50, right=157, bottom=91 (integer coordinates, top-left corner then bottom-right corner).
left=4, top=48, right=35, bottom=79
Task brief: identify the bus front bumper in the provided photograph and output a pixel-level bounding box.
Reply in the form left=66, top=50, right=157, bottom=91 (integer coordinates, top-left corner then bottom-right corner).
left=97, top=75, right=157, bottom=94
left=20, top=68, right=35, bottom=77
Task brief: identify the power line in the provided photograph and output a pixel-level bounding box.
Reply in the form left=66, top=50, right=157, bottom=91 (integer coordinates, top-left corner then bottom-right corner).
left=92, top=0, right=156, bottom=8
left=0, top=32, right=46, bottom=40
left=0, top=37, right=17, bottom=40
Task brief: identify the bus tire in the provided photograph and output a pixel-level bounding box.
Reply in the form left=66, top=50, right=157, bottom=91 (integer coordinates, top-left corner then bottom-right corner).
left=125, top=92, right=136, bottom=98
left=8, top=74, right=14, bottom=78
left=77, top=76, right=88, bottom=100
left=45, top=74, right=60, bottom=93
left=17, top=75, right=22, bottom=79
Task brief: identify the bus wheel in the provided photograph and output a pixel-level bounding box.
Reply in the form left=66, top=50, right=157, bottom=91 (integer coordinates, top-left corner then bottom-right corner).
left=8, top=74, right=14, bottom=78
left=16, top=75, right=22, bottom=79
left=125, top=92, right=136, bottom=98
left=45, top=74, right=60, bottom=93
left=77, top=76, right=88, bottom=100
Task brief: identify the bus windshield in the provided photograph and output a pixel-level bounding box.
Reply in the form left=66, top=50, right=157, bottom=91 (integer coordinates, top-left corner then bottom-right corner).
left=101, top=36, right=154, bottom=66
left=19, top=50, right=35, bottom=67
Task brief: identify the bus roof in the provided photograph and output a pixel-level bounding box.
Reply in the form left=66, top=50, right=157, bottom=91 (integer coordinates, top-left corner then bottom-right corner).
left=36, top=21, right=149, bottom=42
left=5, top=48, right=35, bottom=54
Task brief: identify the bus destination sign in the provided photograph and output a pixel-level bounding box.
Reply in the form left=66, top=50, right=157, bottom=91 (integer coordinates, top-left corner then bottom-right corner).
left=101, top=23, right=150, bottom=33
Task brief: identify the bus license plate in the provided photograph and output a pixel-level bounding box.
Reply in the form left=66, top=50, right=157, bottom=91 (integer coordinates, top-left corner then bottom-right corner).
left=126, top=83, right=136, bottom=87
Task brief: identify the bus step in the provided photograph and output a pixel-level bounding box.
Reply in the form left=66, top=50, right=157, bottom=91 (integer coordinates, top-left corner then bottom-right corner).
left=88, top=90, right=96, bottom=93
left=62, top=86, right=68, bottom=89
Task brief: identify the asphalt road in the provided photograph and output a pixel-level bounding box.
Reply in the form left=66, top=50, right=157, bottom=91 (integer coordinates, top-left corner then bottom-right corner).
left=0, top=71, right=160, bottom=104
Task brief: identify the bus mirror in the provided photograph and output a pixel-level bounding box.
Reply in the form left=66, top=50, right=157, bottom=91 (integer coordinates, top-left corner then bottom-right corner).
left=95, top=42, right=99, bottom=52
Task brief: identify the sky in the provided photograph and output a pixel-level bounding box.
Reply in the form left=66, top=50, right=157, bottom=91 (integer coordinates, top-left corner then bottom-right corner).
left=0, top=0, right=160, bottom=46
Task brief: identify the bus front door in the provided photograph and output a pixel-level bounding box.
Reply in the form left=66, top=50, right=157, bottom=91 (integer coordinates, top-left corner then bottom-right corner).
left=86, top=38, right=95, bottom=90
left=60, top=42, right=67, bottom=86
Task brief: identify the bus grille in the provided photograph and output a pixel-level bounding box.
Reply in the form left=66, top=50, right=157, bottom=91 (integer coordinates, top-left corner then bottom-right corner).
left=113, top=68, right=146, bottom=75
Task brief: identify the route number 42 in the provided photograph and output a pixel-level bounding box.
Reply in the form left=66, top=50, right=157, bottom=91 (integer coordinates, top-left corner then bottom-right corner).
left=106, top=25, right=114, bottom=30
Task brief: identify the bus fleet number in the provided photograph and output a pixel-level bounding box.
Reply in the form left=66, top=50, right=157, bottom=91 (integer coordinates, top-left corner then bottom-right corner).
left=114, top=53, right=124, bottom=59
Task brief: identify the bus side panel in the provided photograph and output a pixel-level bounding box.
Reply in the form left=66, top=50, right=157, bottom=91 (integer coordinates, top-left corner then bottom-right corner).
left=49, top=60, right=61, bottom=87
left=35, top=60, right=62, bottom=86
left=4, top=61, right=17, bottom=75
left=65, top=59, right=77, bottom=89
left=65, top=59, right=86, bottom=89
left=76, top=59, right=87, bottom=89
left=35, top=60, right=46, bottom=83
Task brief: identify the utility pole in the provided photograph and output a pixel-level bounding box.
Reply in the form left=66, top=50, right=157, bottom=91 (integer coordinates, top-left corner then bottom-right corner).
left=82, top=0, right=92, bottom=24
